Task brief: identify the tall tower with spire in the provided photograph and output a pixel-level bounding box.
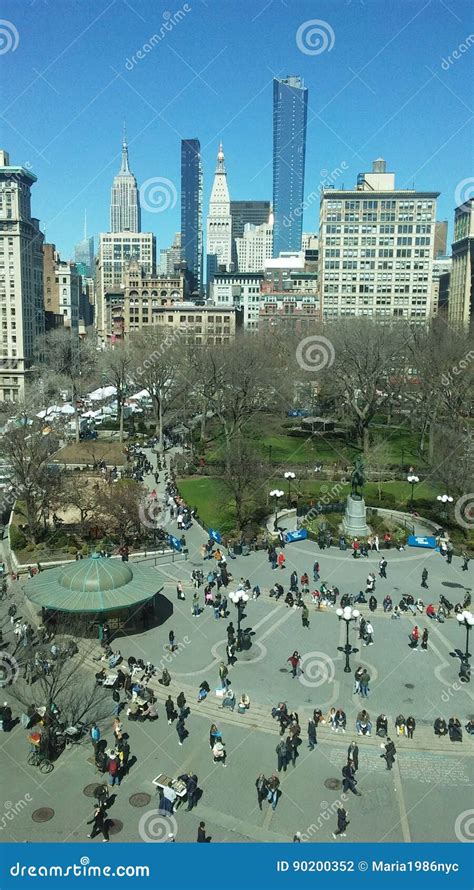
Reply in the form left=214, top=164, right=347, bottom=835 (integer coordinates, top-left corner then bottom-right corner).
left=206, top=142, right=232, bottom=287
left=110, top=127, right=141, bottom=233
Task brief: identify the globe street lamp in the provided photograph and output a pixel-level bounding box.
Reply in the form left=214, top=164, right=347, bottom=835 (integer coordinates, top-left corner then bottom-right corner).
left=437, top=493, right=454, bottom=520
left=284, top=471, right=296, bottom=507
left=407, top=474, right=420, bottom=511
left=456, top=609, right=474, bottom=683
left=229, top=589, right=250, bottom=651
left=270, top=489, right=284, bottom=530
left=336, top=605, right=360, bottom=673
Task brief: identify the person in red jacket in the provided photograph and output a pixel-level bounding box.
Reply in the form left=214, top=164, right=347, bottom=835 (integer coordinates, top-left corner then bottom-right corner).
left=409, top=626, right=420, bottom=649
left=287, top=651, right=303, bottom=678
left=277, top=552, right=286, bottom=570
left=107, top=752, right=121, bottom=786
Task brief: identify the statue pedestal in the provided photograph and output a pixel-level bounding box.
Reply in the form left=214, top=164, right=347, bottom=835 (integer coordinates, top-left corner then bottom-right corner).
left=342, top=494, right=369, bottom=537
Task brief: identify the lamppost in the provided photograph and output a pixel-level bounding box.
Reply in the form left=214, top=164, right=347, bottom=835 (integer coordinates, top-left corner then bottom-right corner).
left=270, top=489, right=284, bottom=530
left=456, top=609, right=474, bottom=683
left=407, top=473, right=420, bottom=511
left=284, top=471, right=296, bottom=507
left=437, top=494, right=453, bottom=520
left=336, top=605, right=360, bottom=673
left=229, top=589, right=250, bottom=650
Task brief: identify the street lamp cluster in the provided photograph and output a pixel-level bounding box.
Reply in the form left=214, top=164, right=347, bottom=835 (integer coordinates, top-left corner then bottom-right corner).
left=229, top=589, right=250, bottom=650
left=270, top=471, right=297, bottom=529
left=336, top=605, right=360, bottom=673
left=457, top=609, right=473, bottom=683
left=437, top=493, right=454, bottom=520
left=407, top=473, right=419, bottom=511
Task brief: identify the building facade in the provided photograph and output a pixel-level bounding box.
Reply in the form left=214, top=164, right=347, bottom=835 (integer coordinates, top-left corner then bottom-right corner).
left=206, top=143, right=232, bottom=287
left=259, top=292, right=321, bottom=333
left=434, top=220, right=448, bottom=259
left=272, top=76, right=308, bottom=257
left=234, top=220, right=273, bottom=273
left=431, top=256, right=452, bottom=316
left=181, top=139, right=203, bottom=293
left=210, top=272, right=263, bottom=330
left=0, top=150, right=45, bottom=401
left=74, top=234, right=94, bottom=278
left=230, top=201, right=271, bottom=240
left=110, top=134, right=141, bottom=233
left=43, top=243, right=80, bottom=333
left=95, top=232, right=156, bottom=340
left=158, top=233, right=182, bottom=276
left=448, top=198, right=473, bottom=329
left=319, top=158, right=439, bottom=319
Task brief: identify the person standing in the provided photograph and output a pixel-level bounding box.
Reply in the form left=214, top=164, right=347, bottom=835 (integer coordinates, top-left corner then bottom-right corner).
left=313, top=561, right=320, bottom=581
left=307, top=718, right=317, bottom=750
left=107, top=752, right=121, bottom=787
left=177, top=691, right=187, bottom=717
left=421, top=568, right=428, bottom=588
left=184, top=774, right=199, bottom=811
left=255, top=774, right=268, bottom=810
left=287, top=651, right=302, bottom=678
left=379, top=558, right=387, bottom=579
left=409, top=626, right=420, bottom=649
left=266, top=774, right=280, bottom=810
left=406, top=716, right=416, bottom=739
left=332, top=806, right=349, bottom=838
left=347, top=741, right=359, bottom=771
left=277, top=552, right=286, bottom=570
left=165, top=695, right=176, bottom=725
left=276, top=738, right=288, bottom=772
left=462, top=551, right=470, bottom=572
left=359, top=669, right=370, bottom=697
left=421, top=628, right=429, bottom=651
left=218, top=662, right=229, bottom=689
left=381, top=737, right=396, bottom=770
left=301, top=604, right=310, bottom=628
left=176, top=581, right=185, bottom=601
left=363, top=621, right=374, bottom=646
left=446, top=541, right=454, bottom=565
left=90, top=722, right=101, bottom=753
left=192, top=592, right=200, bottom=617
left=226, top=640, right=235, bottom=666
left=87, top=804, right=110, bottom=842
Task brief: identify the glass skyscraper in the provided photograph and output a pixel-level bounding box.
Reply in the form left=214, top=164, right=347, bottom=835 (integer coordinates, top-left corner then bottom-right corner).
left=272, top=76, right=308, bottom=257
left=181, top=138, right=203, bottom=293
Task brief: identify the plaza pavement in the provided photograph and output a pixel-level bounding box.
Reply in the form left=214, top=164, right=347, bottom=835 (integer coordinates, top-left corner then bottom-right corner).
left=0, top=448, right=473, bottom=844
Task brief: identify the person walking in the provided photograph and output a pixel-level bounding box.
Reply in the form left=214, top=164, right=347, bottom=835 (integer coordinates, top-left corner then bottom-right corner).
left=421, top=628, right=429, bottom=651
left=87, top=804, right=110, bottom=842
left=176, top=715, right=187, bottom=746
left=332, top=806, right=350, bottom=838
left=446, top=541, right=454, bottom=565
left=342, top=760, right=361, bottom=796
left=117, top=738, right=130, bottom=777
left=353, top=666, right=363, bottom=695
left=381, top=738, right=396, bottom=770
left=406, top=716, right=416, bottom=739
left=277, top=552, right=286, bottom=570
left=90, top=722, right=101, bottom=753
left=307, top=718, right=317, bottom=750
left=226, top=640, right=235, bottom=666
left=165, top=695, right=176, bottom=725
left=255, top=774, right=268, bottom=810
left=266, top=774, right=280, bottom=810
left=183, top=774, right=199, bottom=811
left=287, top=651, right=302, bottom=678
left=379, top=558, right=387, bottom=579
left=347, top=741, right=359, bottom=771
left=313, top=561, right=320, bottom=582
left=421, top=568, right=428, bottom=588
left=409, top=626, right=420, bottom=649
left=462, top=551, right=470, bottom=572
left=176, top=580, right=185, bottom=601
left=363, top=621, right=374, bottom=646
left=301, top=604, right=310, bottom=628
left=276, top=738, right=288, bottom=772
left=192, top=592, right=200, bottom=617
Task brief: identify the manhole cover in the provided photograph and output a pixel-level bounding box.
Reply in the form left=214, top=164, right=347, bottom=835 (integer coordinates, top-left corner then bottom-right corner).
left=83, top=783, right=102, bottom=798
left=324, top=778, right=342, bottom=790
left=108, top=819, right=123, bottom=835
left=32, top=807, right=54, bottom=823
left=129, top=793, right=151, bottom=808
left=404, top=683, right=415, bottom=689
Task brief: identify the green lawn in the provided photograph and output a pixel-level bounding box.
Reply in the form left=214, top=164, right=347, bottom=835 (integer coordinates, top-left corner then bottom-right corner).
left=178, top=476, right=235, bottom=534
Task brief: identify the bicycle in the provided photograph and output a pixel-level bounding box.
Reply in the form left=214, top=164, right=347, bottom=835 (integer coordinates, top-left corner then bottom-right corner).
left=27, top=749, right=54, bottom=773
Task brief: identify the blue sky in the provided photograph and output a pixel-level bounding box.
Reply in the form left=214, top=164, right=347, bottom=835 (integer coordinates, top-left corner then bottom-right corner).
left=1, top=0, right=472, bottom=258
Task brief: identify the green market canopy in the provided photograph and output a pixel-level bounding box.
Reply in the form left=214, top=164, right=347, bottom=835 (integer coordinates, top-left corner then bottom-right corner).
left=25, top=554, right=160, bottom=614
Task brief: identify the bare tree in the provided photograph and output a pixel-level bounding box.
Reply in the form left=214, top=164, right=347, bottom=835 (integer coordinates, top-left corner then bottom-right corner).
left=59, top=475, right=99, bottom=536
left=1, top=422, right=58, bottom=543
left=37, top=329, right=98, bottom=443
left=365, top=438, right=393, bottom=502
left=129, top=328, right=184, bottom=448
left=100, top=342, right=133, bottom=443
left=95, top=478, right=145, bottom=547
left=222, top=435, right=265, bottom=532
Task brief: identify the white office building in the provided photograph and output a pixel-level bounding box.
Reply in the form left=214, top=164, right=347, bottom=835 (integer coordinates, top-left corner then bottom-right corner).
left=319, top=158, right=439, bottom=319
left=95, top=232, right=156, bottom=340
left=234, top=217, right=273, bottom=273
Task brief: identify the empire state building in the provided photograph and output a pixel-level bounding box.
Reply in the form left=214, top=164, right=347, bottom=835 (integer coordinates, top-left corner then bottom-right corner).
left=110, top=132, right=141, bottom=232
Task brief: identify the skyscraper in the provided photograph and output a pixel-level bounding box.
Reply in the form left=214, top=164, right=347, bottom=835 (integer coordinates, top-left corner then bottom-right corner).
left=74, top=211, right=94, bottom=277
left=181, top=139, right=203, bottom=293
left=272, top=76, right=308, bottom=257
left=230, top=201, right=271, bottom=240
left=206, top=143, right=232, bottom=287
left=110, top=129, right=141, bottom=233
left=448, top=198, right=473, bottom=330
left=0, top=149, right=45, bottom=401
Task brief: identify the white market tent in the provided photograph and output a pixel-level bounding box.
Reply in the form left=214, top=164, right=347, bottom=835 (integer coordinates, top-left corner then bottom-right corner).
left=88, top=386, right=117, bottom=402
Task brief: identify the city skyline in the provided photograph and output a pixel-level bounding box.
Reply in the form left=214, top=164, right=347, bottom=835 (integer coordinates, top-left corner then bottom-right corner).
left=0, top=0, right=472, bottom=259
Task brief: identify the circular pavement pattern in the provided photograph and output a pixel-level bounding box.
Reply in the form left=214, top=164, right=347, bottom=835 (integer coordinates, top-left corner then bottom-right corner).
left=129, top=793, right=152, bottom=808
left=83, top=783, right=102, bottom=798
left=32, top=807, right=54, bottom=823
left=324, top=778, right=342, bottom=790
left=108, top=819, right=123, bottom=835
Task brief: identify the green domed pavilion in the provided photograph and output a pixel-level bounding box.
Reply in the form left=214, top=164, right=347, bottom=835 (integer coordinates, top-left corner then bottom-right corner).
left=25, top=553, right=162, bottom=630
